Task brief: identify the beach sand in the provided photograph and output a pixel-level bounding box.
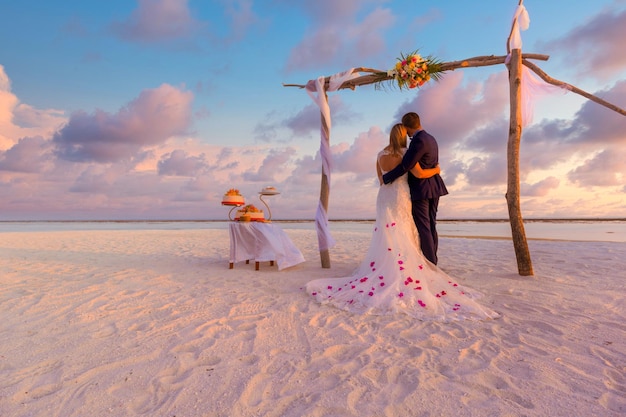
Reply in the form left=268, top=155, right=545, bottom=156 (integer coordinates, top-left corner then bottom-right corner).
left=0, top=225, right=624, bottom=417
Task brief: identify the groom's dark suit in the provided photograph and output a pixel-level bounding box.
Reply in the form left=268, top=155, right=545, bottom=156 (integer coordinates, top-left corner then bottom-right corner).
left=382, top=129, right=448, bottom=264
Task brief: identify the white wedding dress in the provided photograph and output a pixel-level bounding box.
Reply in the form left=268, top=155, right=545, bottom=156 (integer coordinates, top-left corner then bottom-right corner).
left=306, top=149, right=500, bottom=321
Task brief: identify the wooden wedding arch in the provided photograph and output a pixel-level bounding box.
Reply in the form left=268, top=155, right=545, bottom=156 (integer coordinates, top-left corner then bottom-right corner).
left=284, top=1, right=626, bottom=275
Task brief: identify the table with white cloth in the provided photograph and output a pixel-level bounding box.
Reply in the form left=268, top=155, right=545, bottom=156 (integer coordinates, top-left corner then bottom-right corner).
left=228, top=222, right=305, bottom=270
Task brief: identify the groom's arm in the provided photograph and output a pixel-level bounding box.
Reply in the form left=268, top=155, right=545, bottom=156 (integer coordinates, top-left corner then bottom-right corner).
left=382, top=143, right=422, bottom=184
left=382, top=162, right=406, bottom=184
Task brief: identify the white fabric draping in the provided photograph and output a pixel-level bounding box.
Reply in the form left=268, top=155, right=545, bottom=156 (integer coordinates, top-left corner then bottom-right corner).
left=509, top=4, right=530, bottom=50
left=505, top=5, right=568, bottom=126
left=306, top=76, right=333, bottom=184
left=506, top=4, right=530, bottom=65
left=505, top=4, right=567, bottom=126
left=228, top=222, right=305, bottom=270
left=305, top=69, right=360, bottom=251
left=521, top=65, right=568, bottom=126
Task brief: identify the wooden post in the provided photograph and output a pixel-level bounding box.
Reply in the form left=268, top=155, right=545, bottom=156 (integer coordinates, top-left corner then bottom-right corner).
left=319, top=91, right=331, bottom=268
left=319, top=167, right=331, bottom=268
left=506, top=48, right=534, bottom=276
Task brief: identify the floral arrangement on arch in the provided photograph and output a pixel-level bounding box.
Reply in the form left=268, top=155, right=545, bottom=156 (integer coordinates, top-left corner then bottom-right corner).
left=385, top=50, right=443, bottom=90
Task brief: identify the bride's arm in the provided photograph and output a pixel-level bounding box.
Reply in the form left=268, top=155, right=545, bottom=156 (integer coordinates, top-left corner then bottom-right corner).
left=376, top=161, right=383, bottom=185
left=410, top=164, right=441, bottom=179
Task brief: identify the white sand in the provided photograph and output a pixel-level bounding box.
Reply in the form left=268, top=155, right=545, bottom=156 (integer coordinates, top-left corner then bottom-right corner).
left=0, top=225, right=624, bottom=417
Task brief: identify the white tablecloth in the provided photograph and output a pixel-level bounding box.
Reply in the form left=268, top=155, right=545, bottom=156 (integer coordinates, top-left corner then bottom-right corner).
left=228, top=222, right=305, bottom=270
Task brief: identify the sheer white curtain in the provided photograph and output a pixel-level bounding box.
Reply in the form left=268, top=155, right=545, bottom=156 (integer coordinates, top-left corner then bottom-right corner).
left=305, top=69, right=360, bottom=251
left=507, top=4, right=568, bottom=126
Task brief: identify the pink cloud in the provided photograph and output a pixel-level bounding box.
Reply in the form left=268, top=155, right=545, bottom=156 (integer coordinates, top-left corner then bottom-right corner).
left=158, top=149, right=209, bottom=176
left=568, top=80, right=626, bottom=145
left=567, top=149, right=626, bottom=187
left=281, top=95, right=359, bottom=138
left=285, top=3, right=395, bottom=71
left=69, top=165, right=117, bottom=194
left=521, top=176, right=560, bottom=197
left=0, top=65, right=11, bottom=92
left=53, top=84, right=193, bottom=163
left=540, top=8, right=626, bottom=81
left=349, top=8, right=395, bottom=61
left=463, top=155, right=507, bottom=187
left=0, top=65, right=66, bottom=150
left=243, top=147, right=297, bottom=182
left=0, top=136, right=52, bottom=173
left=331, top=126, right=386, bottom=176
left=519, top=118, right=578, bottom=171
left=285, top=28, right=344, bottom=71
left=221, top=0, right=262, bottom=43
left=517, top=81, right=626, bottom=174
left=298, top=0, right=365, bottom=23
left=110, top=0, right=203, bottom=43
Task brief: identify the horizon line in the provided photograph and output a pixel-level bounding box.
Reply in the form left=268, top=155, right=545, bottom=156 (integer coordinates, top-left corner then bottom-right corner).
left=1, top=217, right=625, bottom=223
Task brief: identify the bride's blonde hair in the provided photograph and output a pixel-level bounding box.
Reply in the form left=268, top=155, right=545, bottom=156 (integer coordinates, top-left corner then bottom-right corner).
left=386, top=123, right=407, bottom=156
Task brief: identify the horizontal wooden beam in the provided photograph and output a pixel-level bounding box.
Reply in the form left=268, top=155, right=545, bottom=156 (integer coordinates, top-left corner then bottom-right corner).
left=284, top=53, right=550, bottom=91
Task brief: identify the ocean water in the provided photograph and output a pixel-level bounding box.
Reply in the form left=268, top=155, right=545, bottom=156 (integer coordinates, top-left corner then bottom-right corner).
left=331, top=219, right=626, bottom=242
left=0, top=219, right=625, bottom=243
left=439, top=219, right=626, bottom=242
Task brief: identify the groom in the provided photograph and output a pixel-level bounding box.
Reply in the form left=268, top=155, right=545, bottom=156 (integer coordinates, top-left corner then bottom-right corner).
left=383, top=112, right=448, bottom=265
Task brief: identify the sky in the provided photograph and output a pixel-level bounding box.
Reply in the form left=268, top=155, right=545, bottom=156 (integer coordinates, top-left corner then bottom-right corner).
left=1, top=0, right=625, bottom=221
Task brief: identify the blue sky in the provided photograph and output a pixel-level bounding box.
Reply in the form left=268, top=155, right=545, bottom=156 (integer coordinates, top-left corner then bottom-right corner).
left=1, top=0, right=625, bottom=220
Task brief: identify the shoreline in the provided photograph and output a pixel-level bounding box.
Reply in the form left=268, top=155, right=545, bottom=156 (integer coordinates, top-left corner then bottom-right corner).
left=2, top=219, right=624, bottom=243
left=1, top=217, right=625, bottom=223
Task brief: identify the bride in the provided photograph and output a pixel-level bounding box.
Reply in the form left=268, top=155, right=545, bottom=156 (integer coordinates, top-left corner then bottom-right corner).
left=306, top=124, right=499, bottom=321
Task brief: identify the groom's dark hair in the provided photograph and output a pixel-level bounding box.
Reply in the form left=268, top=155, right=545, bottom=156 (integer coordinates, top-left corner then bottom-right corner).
left=402, top=112, right=421, bottom=130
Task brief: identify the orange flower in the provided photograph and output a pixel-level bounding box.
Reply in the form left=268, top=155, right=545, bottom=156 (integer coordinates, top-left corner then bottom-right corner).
left=385, top=50, right=441, bottom=90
